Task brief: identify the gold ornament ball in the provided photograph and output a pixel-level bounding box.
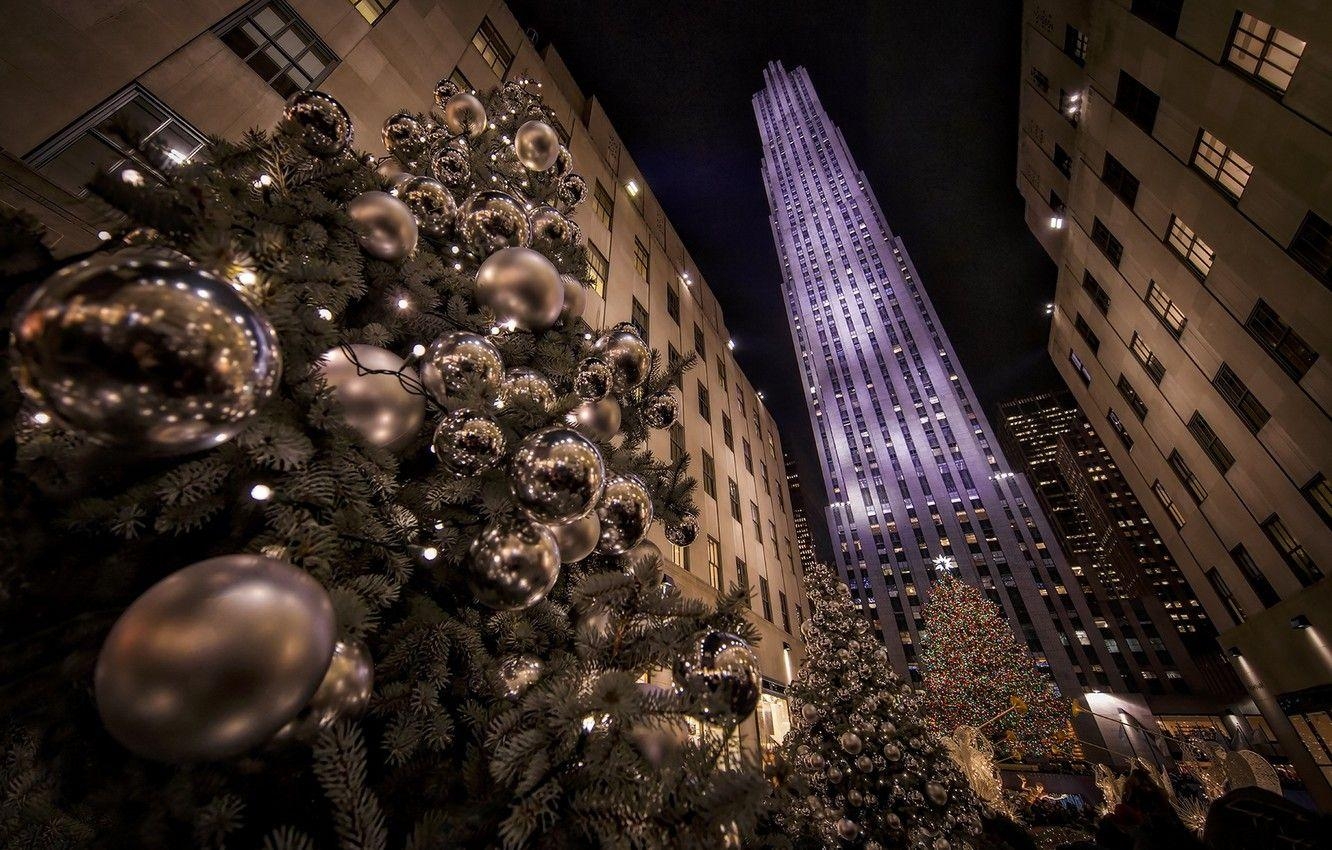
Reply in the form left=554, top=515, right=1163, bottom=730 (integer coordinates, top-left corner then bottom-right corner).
left=497, top=367, right=556, bottom=412
left=399, top=176, right=457, bottom=241
left=592, top=328, right=650, bottom=392
left=514, top=120, right=561, bottom=171
left=508, top=426, right=605, bottom=524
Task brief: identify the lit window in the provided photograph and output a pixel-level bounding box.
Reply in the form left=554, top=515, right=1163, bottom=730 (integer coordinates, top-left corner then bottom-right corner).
left=1191, top=130, right=1253, bottom=201
left=701, top=451, right=716, bottom=498
left=1301, top=474, right=1332, bottom=530
left=350, top=0, right=391, bottom=24
left=470, top=17, right=514, bottom=76
left=707, top=537, right=722, bottom=589
left=1064, top=24, right=1088, bottom=66
left=1145, top=281, right=1186, bottom=337
left=1129, top=332, right=1166, bottom=384
left=1166, top=215, right=1214, bottom=279
left=631, top=297, right=649, bottom=339
left=1226, top=12, right=1305, bottom=94
left=217, top=1, right=337, bottom=97
left=585, top=242, right=608, bottom=297
left=632, top=237, right=649, bottom=279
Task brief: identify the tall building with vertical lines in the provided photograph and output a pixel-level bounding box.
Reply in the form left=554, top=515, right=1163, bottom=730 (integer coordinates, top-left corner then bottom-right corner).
left=753, top=64, right=1131, bottom=725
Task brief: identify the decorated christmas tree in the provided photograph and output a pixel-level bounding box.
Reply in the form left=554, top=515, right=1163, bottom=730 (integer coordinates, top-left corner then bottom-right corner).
left=772, top=564, right=983, bottom=849
left=0, top=79, right=769, bottom=848
left=919, top=563, right=1072, bottom=762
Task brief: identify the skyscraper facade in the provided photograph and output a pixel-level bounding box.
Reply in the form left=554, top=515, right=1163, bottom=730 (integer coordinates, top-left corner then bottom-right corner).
left=785, top=453, right=819, bottom=574
left=753, top=63, right=1124, bottom=716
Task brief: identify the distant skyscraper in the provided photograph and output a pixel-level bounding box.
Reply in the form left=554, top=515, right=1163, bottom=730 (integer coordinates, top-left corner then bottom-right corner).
left=753, top=63, right=1124, bottom=705
left=785, top=453, right=819, bottom=574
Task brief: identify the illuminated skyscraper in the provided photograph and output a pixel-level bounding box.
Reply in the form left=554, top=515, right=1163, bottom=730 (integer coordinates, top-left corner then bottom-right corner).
left=785, top=453, right=819, bottom=574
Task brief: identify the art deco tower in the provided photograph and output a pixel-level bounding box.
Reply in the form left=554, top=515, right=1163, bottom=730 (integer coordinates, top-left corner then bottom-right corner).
left=754, top=63, right=1130, bottom=703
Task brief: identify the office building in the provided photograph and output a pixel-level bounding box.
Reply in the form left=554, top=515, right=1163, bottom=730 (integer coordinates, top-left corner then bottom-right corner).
left=785, top=452, right=819, bottom=575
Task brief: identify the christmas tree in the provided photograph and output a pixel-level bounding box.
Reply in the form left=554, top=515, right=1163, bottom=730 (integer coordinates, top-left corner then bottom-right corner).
left=772, top=564, right=983, bottom=849
left=0, top=79, right=769, bottom=848
left=919, top=564, right=1072, bottom=762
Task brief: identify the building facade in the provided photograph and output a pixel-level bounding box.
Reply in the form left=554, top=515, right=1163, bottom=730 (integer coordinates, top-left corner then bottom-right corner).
left=754, top=64, right=1138, bottom=756
left=1016, top=0, right=1331, bottom=803
left=785, top=453, right=820, bottom=574
left=0, top=0, right=808, bottom=752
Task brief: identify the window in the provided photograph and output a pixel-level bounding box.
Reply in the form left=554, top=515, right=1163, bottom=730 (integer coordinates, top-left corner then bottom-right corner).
left=672, top=542, right=690, bottom=572
left=585, top=243, right=608, bottom=296
left=667, top=281, right=680, bottom=323
left=743, top=439, right=754, bottom=474
left=592, top=180, right=614, bottom=229
left=721, top=414, right=734, bottom=449
left=707, top=537, right=722, bottom=589
left=448, top=67, right=471, bottom=92
left=693, top=324, right=706, bottom=358
left=1074, top=312, right=1100, bottom=354
left=350, top=0, right=392, bottom=24
left=667, top=344, right=683, bottom=390
left=1290, top=212, right=1332, bottom=288
left=779, top=591, right=791, bottom=633
left=1031, top=67, right=1049, bottom=92
left=1152, top=480, right=1186, bottom=529
left=1053, top=144, right=1072, bottom=178
left=1114, top=71, right=1160, bottom=134
left=1262, top=515, right=1323, bottom=587
left=1145, top=281, right=1186, bottom=337
left=701, top=451, right=716, bottom=498
left=630, top=297, right=649, bottom=339
left=1206, top=567, right=1246, bottom=623
left=1226, top=12, right=1306, bottom=95
left=1191, top=130, right=1253, bottom=201
left=761, top=461, right=770, bottom=495
left=759, top=576, right=773, bottom=621
left=1168, top=450, right=1207, bottom=504
left=632, top=237, right=649, bottom=279
left=1102, top=153, right=1140, bottom=209
left=1107, top=408, right=1133, bottom=449
left=1245, top=299, right=1318, bottom=381
left=1213, top=363, right=1269, bottom=433
left=729, top=478, right=741, bottom=521
left=697, top=381, right=711, bottom=423
left=216, top=1, right=337, bottom=97
left=669, top=422, right=685, bottom=463
left=1064, top=24, right=1088, bottom=66
left=470, top=16, right=513, bottom=76
left=1303, top=474, right=1332, bottom=530
left=1230, top=544, right=1280, bottom=607
left=25, top=85, right=207, bottom=197
left=1069, top=350, right=1092, bottom=386
left=1187, top=412, right=1234, bottom=473
left=1117, top=374, right=1148, bottom=420
left=1091, top=217, right=1123, bottom=267
left=1165, top=215, right=1214, bottom=279
left=750, top=501, right=762, bottom=539
left=1131, top=0, right=1183, bottom=36
left=1082, top=270, right=1110, bottom=314
left=736, top=558, right=749, bottom=596
left=1130, top=333, right=1166, bottom=384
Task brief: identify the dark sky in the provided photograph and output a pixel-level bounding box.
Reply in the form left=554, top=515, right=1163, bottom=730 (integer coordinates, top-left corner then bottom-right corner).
left=509, top=1, right=1061, bottom=558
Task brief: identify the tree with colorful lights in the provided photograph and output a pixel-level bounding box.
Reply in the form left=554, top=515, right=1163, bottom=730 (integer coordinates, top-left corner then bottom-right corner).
left=919, top=563, right=1073, bottom=762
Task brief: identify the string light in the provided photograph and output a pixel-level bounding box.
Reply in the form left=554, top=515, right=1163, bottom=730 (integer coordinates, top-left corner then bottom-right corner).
left=32, top=411, right=51, bottom=425
left=97, top=231, right=112, bottom=241
left=120, top=168, right=145, bottom=186
left=421, top=546, right=439, bottom=561
left=236, top=269, right=258, bottom=286
left=412, top=343, right=426, bottom=357
left=318, top=308, right=334, bottom=321
left=249, top=483, right=273, bottom=501
left=396, top=296, right=411, bottom=310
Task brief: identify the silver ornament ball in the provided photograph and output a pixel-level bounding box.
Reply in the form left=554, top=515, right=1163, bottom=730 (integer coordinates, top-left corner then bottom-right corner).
left=596, top=473, right=653, bottom=554
left=497, top=367, right=555, bottom=411
left=592, top=328, right=650, bottom=392
left=557, top=173, right=589, bottom=209
left=375, top=156, right=415, bottom=192
left=11, top=251, right=282, bottom=455
left=430, top=140, right=470, bottom=186
left=418, top=331, right=504, bottom=404
left=926, top=780, right=949, bottom=806
left=841, top=731, right=863, bottom=755
left=318, top=345, right=424, bottom=449
left=552, top=146, right=573, bottom=178
left=574, top=357, right=613, bottom=401
left=458, top=190, right=530, bottom=256
left=529, top=205, right=578, bottom=253
left=467, top=516, right=561, bottom=610
left=496, top=654, right=543, bottom=699
left=95, top=555, right=335, bottom=761
left=348, top=190, right=418, bottom=261
left=381, top=110, right=429, bottom=162
left=560, top=274, right=587, bottom=322
left=643, top=392, right=679, bottom=429
left=508, top=426, right=605, bottom=524
left=625, top=538, right=662, bottom=566
left=442, top=92, right=487, bottom=136
left=548, top=512, right=600, bottom=563
left=271, top=638, right=374, bottom=743
left=284, top=90, right=352, bottom=156
left=514, top=120, right=561, bottom=171
left=433, top=408, right=505, bottom=477
left=835, top=819, right=859, bottom=841
left=801, top=703, right=820, bottom=723
left=673, top=630, right=760, bottom=720
left=432, top=78, right=461, bottom=110
left=475, top=247, right=563, bottom=331
left=664, top=514, right=698, bottom=547
left=399, top=176, right=457, bottom=240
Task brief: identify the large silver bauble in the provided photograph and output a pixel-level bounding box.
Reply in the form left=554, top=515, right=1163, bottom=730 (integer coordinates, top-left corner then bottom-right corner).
left=560, top=275, right=587, bottom=323
left=475, top=247, right=563, bottom=331
left=433, top=408, right=505, bottom=477
left=514, top=120, right=561, bottom=171
left=592, top=329, right=650, bottom=392
left=283, top=90, right=352, bottom=156
left=418, top=331, right=504, bottom=404
left=348, top=190, right=418, bottom=261
left=529, top=206, right=578, bottom=253
left=433, top=78, right=461, bottom=110
left=926, top=780, right=949, bottom=806
left=548, top=512, right=600, bottom=563
left=430, top=140, right=471, bottom=187
left=557, top=173, right=588, bottom=210
left=552, top=146, right=573, bottom=178
left=673, top=630, right=761, bottom=720
left=442, top=92, right=487, bottom=136
left=271, top=638, right=374, bottom=743
left=595, top=473, right=653, bottom=554
left=568, top=396, right=620, bottom=441
left=496, top=654, right=543, bottom=699
left=574, top=357, right=613, bottom=401
left=643, top=392, right=679, bottom=429
left=841, top=731, right=863, bottom=755
left=509, top=427, right=605, bottom=524
left=382, top=110, right=430, bottom=162
left=467, top=517, right=561, bottom=610
left=95, top=555, right=336, bottom=761
left=497, top=367, right=555, bottom=411
left=801, top=703, right=820, bottom=723
left=11, top=251, right=281, bottom=454
left=318, top=344, right=424, bottom=449
left=664, top=514, right=698, bottom=547
left=458, top=190, right=529, bottom=256
left=399, top=176, right=456, bottom=240
left=836, top=819, right=859, bottom=841
left=625, top=538, right=662, bottom=565
left=375, top=156, right=415, bottom=192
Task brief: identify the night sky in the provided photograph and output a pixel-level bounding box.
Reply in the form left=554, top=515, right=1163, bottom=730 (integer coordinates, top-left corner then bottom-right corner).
left=508, top=1, right=1062, bottom=558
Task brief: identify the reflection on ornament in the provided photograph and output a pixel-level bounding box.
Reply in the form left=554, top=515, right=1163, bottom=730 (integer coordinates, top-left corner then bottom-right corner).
left=283, top=90, right=352, bottom=156
left=574, top=357, right=613, bottom=401
left=433, top=408, right=505, bottom=477
left=467, top=516, right=561, bottom=610
left=568, top=396, right=621, bottom=442
left=318, top=345, right=424, bottom=449
left=442, top=92, right=487, bottom=136
left=548, top=512, right=600, bottom=563
left=497, top=367, right=555, bottom=411
left=475, top=247, right=563, bottom=331
left=272, top=638, right=374, bottom=743
left=458, top=190, right=529, bottom=256
left=399, top=176, right=457, bottom=240
left=673, top=630, right=761, bottom=720
left=514, top=120, right=560, bottom=171
left=592, top=328, right=650, bottom=393
left=496, top=654, right=543, bottom=699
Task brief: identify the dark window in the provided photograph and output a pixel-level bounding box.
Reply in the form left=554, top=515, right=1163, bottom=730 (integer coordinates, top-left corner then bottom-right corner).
left=1168, top=450, right=1207, bottom=504
left=729, top=478, right=741, bottom=521
left=750, top=501, right=762, bottom=539
left=1117, top=374, right=1149, bottom=420
left=667, top=344, right=682, bottom=390
left=666, top=281, right=680, bottom=323
left=1187, top=412, right=1234, bottom=473
left=697, top=381, right=710, bottom=423
left=1107, top=408, right=1133, bottom=449
left=1114, top=71, right=1161, bottom=134
left=1245, top=299, right=1318, bottom=381
left=779, top=591, right=791, bottom=633
left=1301, top=474, right=1332, bottom=530
left=1225, top=11, right=1306, bottom=95
left=1191, top=130, right=1253, bottom=201
left=470, top=16, right=513, bottom=76
left=1091, top=217, right=1123, bottom=267
left=632, top=237, right=649, bottom=279
left=1261, top=515, right=1323, bottom=587
left=1131, top=0, right=1183, bottom=36
left=585, top=242, right=608, bottom=296
left=1049, top=189, right=1065, bottom=216
left=216, top=1, right=337, bottom=97
left=721, top=413, right=734, bottom=449
left=1069, top=349, right=1092, bottom=385
left=716, top=355, right=727, bottom=383
left=1145, top=281, right=1186, bottom=337
left=1082, top=270, right=1110, bottom=314
left=592, top=180, right=614, bottom=228
left=631, top=297, right=649, bottom=339
left=736, top=558, right=749, bottom=598
left=1054, top=144, right=1072, bottom=178
left=1166, top=215, right=1215, bottom=279
left=1213, top=363, right=1269, bottom=433
left=448, top=67, right=471, bottom=92
left=743, top=438, right=753, bottom=474
left=1206, top=567, right=1247, bottom=623
left=1074, top=312, right=1101, bottom=354
left=1102, top=153, right=1140, bottom=208
left=1129, top=332, right=1166, bottom=384
left=1064, top=24, right=1088, bottom=66
left=759, top=576, right=773, bottom=621
left=693, top=323, right=706, bottom=358
left=1031, top=67, right=1050, bottom=92
left=669, top=422, right=685, bottom=463
left=1230, top=544, right=1280, bottom=607
left=1289, top=212, right=1332, bottom=289
left=701, top=451, right=716, bottom=498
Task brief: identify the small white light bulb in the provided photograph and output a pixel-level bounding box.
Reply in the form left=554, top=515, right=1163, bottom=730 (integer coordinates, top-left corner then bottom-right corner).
left=412, top=343, right=426, bottom=357
left=396, top=296, right=410, bottom=310
left=250, top=483, right=273, bottom=501
left=317, top=308, right=334, bottom=321
left=32, top=411, right=51, bottom=425
left=421, top=546, right=439, bottom=561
